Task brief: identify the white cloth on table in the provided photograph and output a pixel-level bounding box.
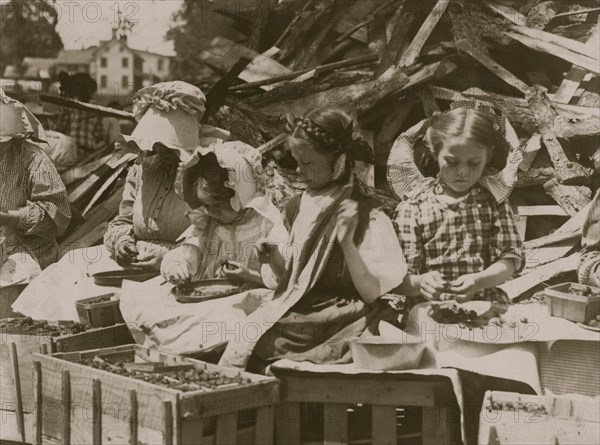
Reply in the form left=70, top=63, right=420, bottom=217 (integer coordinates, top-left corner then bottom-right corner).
left=120, top=277, right=273, bottom=354
left=11, top=245, right=121, bottom=321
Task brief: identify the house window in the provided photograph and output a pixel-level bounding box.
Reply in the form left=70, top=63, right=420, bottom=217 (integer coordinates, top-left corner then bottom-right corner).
left=122, top=57, right=129, bottom=68
left=100, top=57, right=107, bottom=68
left=100, top=75, right=107, bottom=88
left=158, top=58, right=164, bottom=71
left=122, top=76, right=129, bottom=86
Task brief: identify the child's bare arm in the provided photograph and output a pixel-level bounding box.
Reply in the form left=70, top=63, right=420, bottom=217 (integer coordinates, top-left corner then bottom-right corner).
left=451, top=258, right=516, bottom=302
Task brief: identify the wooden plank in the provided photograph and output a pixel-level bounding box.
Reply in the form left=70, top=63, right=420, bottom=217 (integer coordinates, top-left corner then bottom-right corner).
left=62, top=370, right=71, bottom=445
left=59, top=184, right=124, bottom=250
left=282, top=375, right=436, bottom=406
left=323, top=403, right=347, bottom=445
left=499, top=255, right=579, bottom=300
left=93, top=379, right=102, bottom=445
left=229, top=54, right=379, bottom=91
left=275, top=402, right=300, bottom=445
left=519, top=134, right=542, bottom=172
left=199, top=37, right=291, bottom=91
left=11, top=342, right=26, bottom=443
left=372, top=405, right=396, bottom=445
left=129, top=390, right=138, bottom=445
left=68, top=150, right=136, bottom=203
left=215, top=412, right=237, bottom=445
left=505, top=30, right=600, bottom=75
left=33, top=361, right=42, bottom=445
left=509, top=24, right=600, bottom=60
left=397, top=0, right=452, bottom=67
left=517, top=205, right=569, bottom=216
left=82, top=159, right=132, bottom=216
left=253, top=405, right=273, bottom=445
left=163, top=400, right=173, bottom=445
left=61, top=154, right=113, bottom=186
left=555, top=23, right=599, bottom=104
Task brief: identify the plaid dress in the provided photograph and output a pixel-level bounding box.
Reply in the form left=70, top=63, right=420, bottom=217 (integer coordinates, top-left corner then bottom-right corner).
left=0, top=140, right=71, bottom=268
left=394, top=179, right=524, bottom=301
left=54, top=107, right=105, bottom=152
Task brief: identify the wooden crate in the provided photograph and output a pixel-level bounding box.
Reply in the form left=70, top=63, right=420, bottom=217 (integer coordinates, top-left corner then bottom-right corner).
left=271, top=364, right=460, bottom=445
left=479, top=391, right=600, bottom=445
left=34, top=344, right=279, bottom=444
left=0, top=321, right=134, bottom=443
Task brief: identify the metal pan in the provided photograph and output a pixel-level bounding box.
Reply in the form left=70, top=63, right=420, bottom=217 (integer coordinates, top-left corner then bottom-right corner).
left=90, top=269, right=159, bottom=286
left=170, top=279, right=242, bottom=303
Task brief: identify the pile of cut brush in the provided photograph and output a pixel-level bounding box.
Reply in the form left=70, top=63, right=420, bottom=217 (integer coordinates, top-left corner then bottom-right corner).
left=46, top=1, right=598, bottom=301
left=190, top=0, right=600, bottom=300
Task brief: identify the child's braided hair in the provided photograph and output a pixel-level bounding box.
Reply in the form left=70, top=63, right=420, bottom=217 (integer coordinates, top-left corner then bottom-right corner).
left=285, top=108, right=374, bottom=164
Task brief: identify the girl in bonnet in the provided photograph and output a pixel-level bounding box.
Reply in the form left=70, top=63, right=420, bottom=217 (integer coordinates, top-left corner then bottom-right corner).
left=104, top=81, right=220, bottom=271
left=122, top=142, right=287, bottom=355
left=161, top=142, right=288, bottom=288
left=389, top=101, right=525, bottom=303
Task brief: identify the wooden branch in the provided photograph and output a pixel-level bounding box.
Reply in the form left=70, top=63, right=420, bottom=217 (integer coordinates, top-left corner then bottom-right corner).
left=450, top=9, right=529, bottom=93
left=274, top=0, right=314, bottom=48
left=525, top=1, right=561, bottom=29
left=229, top=54, right=378, bottom=91
left=526, top=86, right=591, bottom=185
left=397, top=0, right=452, bottom=67
left=431, top=85, right=600, bottom=138
left=543, top=178, right=592, bottom=215
left=376, top=2, right=417, bottom=76
left=353, top=59, right=456, bottom=116
left=516, top=166, right=555, bottom=188
left=40, top=95, right=134, bottom=120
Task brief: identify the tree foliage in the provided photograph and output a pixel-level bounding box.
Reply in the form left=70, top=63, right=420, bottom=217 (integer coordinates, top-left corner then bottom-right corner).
left=0, top=0, right=63, bottom=73
left=166, top=0, right=243, bottom=83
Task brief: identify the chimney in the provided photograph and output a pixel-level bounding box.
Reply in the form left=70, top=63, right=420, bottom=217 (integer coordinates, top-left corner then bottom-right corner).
left=111, top=28, right=118, bottom=40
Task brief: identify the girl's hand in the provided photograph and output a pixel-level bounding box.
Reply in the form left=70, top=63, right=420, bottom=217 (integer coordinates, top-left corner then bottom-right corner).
left=163, top=264, right=191, bottom=284
left=419, top=271, right=449, bottom=301
left=115, top=238, right=139, bottom=265
left=450, top=274, right=479, bottom=302
left=255, top=238, right=279, bottom=264
left=129, top=251, right=164, bottom=271
left=217, top=261, right=253, bottom=282
left=335, top=199, right=359, bottom=246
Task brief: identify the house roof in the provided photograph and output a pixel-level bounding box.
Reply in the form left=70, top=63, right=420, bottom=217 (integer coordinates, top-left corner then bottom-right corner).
left=55, top=48, right=95, bottom=65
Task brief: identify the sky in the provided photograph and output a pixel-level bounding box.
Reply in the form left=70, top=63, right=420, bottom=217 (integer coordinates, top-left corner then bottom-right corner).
left=53, top=0, right=183, bottom=56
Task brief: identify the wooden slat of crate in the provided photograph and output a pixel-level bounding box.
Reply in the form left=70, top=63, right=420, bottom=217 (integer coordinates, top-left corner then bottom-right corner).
left=36, top=344, right=279, bottom=444
left=0, top=322, right=134, bottom=417
left=272, top=367, right=458, bottom=445
left=479, top=391, right=600, bottom=445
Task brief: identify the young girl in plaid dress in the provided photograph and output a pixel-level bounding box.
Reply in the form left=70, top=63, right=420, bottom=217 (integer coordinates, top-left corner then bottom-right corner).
left=389, top=102, right=525, bottom=302
left=388, top=102, right=531, bottom=444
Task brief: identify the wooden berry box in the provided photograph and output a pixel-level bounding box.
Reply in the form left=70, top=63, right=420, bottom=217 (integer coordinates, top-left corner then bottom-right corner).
left=478, top=390, right=600, bottom=445
left=0, top=320, right=134, bottom=443
left=33, top=344, right=279, bottom=445
left=544, top=282, right=600, bottom=323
